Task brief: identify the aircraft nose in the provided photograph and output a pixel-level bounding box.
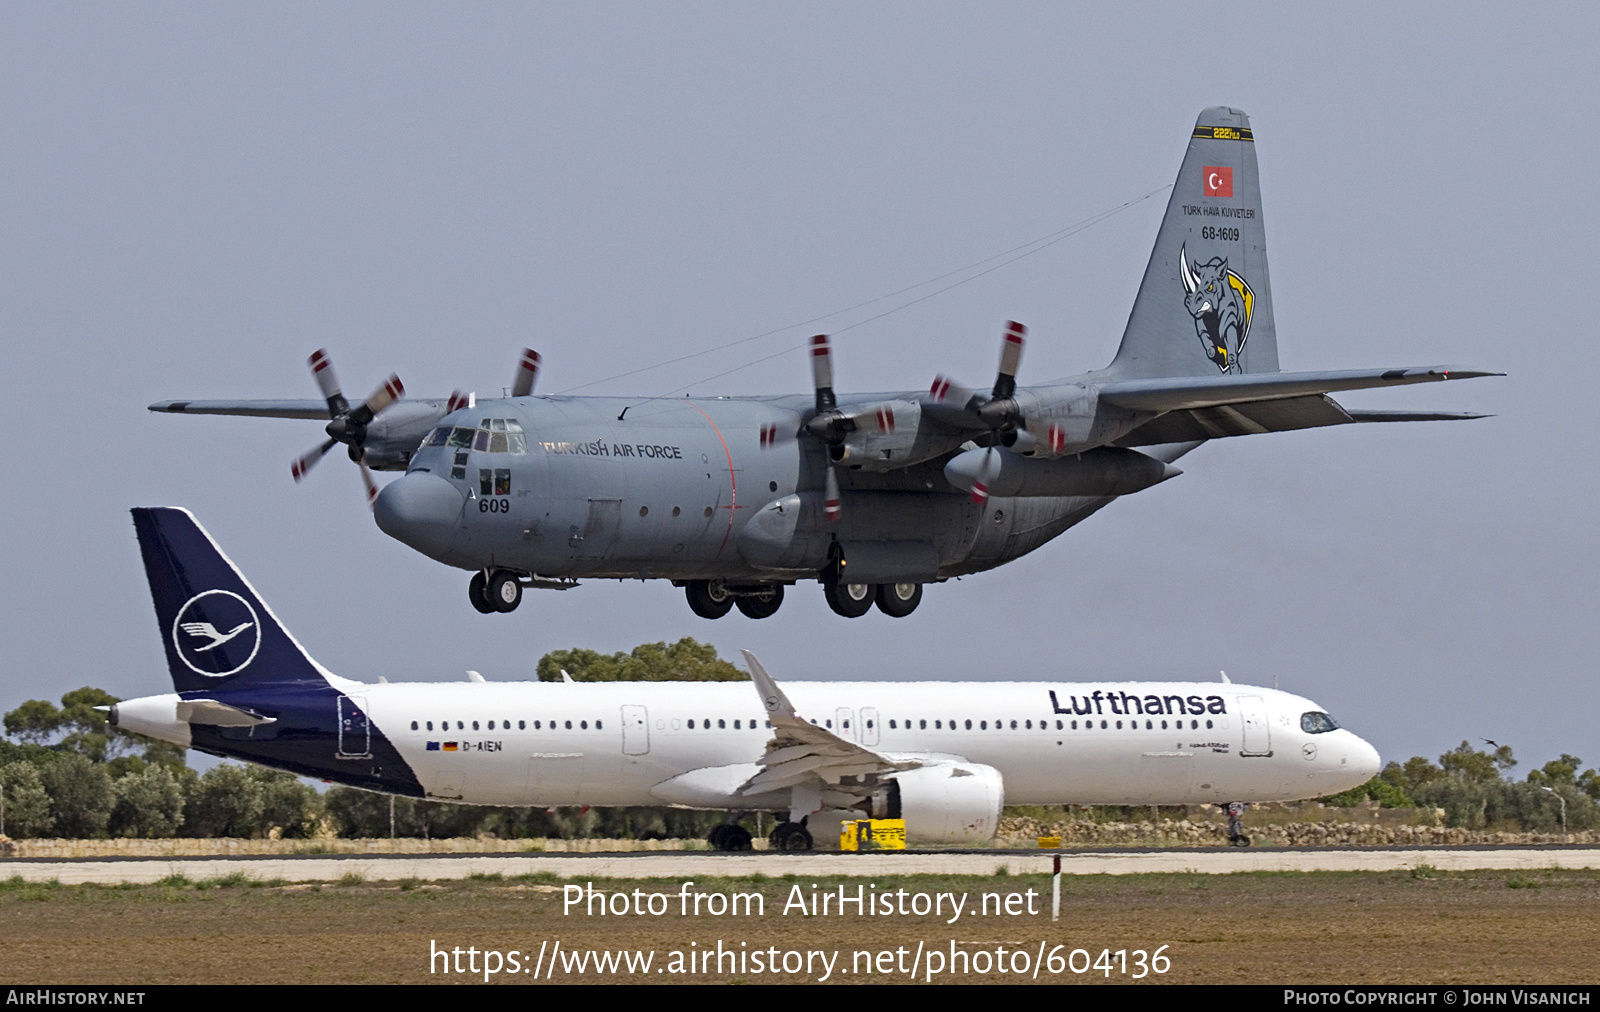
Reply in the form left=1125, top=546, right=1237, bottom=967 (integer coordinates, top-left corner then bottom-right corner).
left=1348, top=734, right=1381, bottom=781
left=373, top=472, right=466, bottom=558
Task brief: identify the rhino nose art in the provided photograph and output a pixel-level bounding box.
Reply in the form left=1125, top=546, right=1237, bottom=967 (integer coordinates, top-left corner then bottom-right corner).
left=374, top=472, right=466, bottom=557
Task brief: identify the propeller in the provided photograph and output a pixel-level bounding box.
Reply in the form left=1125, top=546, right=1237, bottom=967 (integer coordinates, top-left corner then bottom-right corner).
left=757, top=334, right=902, bottom=522
left=927, top=321, right=1028, bottom=431
left=966, top=446, right=1000, bottom=505
left=290, top=349, right=404, bottom=509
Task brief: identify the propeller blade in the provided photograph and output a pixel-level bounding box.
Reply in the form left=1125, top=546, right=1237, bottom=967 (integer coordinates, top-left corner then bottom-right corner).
left=512, top=348, right=541, bottom=397
left=349, top=374, right=404, bottom=425
left=928, top=374, right=974, bottom=407
left=810, top=335, right=836, bottom=413
left=446, top=390, right=469, bottom=413
left=992, top=321, right=1026, bottom=400
left=308, top=349, right=348, bottom=417
left=359, top=460, right=378, bottom=510
left=291, top=439, right=337, bottom=482
left=969, top=447, right=997, bottom=505
left=823, top=465, right=841, bottom=522
left=759, top=421, right=798, bottom=449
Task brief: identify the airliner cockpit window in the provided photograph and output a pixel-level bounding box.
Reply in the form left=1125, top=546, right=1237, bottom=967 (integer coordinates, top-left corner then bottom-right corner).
left=1300, top=711, right=1340, bottom=734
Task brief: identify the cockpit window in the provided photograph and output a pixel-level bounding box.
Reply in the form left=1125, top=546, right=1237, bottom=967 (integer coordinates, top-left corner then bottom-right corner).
left=1300, top=711, right=1340, bottom=734
left=426, top=421, right=526, bottom=455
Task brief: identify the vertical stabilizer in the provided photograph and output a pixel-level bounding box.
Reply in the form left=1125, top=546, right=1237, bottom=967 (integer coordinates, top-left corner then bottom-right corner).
left=132, top=507, right=329, bottom=694
left=1109, top=107, right=1279, bottom=379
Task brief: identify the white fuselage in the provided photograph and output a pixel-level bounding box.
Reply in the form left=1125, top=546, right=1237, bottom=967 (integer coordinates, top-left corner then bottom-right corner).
left=350, top=678, right=1379, bottom=808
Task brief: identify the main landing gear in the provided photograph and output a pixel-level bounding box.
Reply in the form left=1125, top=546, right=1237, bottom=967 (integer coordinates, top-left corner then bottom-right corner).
left=707, top=822, right=754, bottom=852
left=823, top=580, right=923, bottom=618
left=469, top=569, right=523, bottom=614
left=683, top=580, right=785, bottom=620
left=769, top=820, right=813, bottom=852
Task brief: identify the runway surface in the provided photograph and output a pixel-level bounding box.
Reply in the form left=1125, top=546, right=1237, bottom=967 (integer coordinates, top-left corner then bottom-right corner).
left=6, top=847, right=1599, bottom=884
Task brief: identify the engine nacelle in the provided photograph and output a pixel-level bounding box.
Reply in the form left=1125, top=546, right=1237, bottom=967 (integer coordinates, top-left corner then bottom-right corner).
left=872, top=762, right=1005, bottom=843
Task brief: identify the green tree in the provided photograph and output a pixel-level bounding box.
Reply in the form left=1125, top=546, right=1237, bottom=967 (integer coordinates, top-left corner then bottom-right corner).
left=38, top=754, right=114, bottom=838
left=253, top=768, right=322, bottom=838
left=537, top=637, right=745, bottom=682
left=110, top=764, right=184, bottom=838
left=4, top=699, right=64, bottom=745
left=1439, top=740, right=1515, bottom=782
left=182, top=764, right=265, bottom=838
left=1, top=761, right=56, bottom=838
left=1527, top=754, right=1584, bottom=787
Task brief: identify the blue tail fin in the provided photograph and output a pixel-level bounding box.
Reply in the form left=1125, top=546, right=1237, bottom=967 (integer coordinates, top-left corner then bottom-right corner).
left=132, top=507, right=329, bottom=693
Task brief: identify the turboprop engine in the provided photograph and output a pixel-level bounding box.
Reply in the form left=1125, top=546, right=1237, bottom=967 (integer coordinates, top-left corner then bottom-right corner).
left=943, top=444, right=1180, bottom=500
left=868, top=762, right=1005, bottom=843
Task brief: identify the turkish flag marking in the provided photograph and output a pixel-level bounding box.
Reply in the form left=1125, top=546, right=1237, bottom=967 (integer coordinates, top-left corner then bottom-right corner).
left=1203, top=166, right=1234, bottom=198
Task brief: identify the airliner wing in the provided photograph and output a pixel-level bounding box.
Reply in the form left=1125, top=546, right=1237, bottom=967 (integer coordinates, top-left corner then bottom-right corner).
left=738, top=650, right=917, bottom=800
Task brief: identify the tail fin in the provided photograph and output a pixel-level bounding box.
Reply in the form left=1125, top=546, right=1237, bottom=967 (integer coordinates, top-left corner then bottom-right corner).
left=131, top=507, right=329, bottom=693
left=1109, top=107, right=1279, bottom=379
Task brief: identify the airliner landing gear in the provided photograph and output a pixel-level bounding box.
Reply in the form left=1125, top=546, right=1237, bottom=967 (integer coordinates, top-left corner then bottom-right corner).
left=707, top=822, right=753, bottom=852
left=875, top=582, right=922, bottom=618
left=470, top=570, right=522, bottom=613
left=1226, top=801, right=1251, bottom=846
left=735, top=584, right=784, bottom=619
left=770, top=821, right=813, bottom=851
left=824, top=580, right=875, bottom=618
left=685, top=579, right=734, bottom=619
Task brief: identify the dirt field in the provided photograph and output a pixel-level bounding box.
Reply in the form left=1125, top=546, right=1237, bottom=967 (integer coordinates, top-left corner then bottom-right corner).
left=3, top=869, right=1596, bottom=985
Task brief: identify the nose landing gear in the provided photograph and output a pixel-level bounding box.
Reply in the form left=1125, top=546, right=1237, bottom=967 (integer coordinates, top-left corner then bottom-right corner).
left=469, top=569, right=523, bottom=613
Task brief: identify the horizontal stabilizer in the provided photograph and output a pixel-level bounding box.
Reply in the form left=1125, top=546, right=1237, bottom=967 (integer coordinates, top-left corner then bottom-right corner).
left=148, top=399, right=331, bottom=420
left=1100, top=366, right=1501, bottom=414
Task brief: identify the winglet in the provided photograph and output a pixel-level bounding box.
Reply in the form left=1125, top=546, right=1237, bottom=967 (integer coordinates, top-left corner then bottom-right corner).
left=742, top=650, right=796, bottom=721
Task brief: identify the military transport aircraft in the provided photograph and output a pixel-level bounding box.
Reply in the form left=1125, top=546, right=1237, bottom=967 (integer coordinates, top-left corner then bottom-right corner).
left=150, top=107, right=1497, bottom=621
left=114, top=507, right=1382, bottom=849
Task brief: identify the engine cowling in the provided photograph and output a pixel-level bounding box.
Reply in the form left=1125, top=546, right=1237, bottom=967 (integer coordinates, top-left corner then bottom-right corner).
left=872, top=762, right=1005, bottom=843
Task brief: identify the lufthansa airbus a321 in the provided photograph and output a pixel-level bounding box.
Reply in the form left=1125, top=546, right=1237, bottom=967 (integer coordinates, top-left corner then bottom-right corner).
left=110, top=507, right=1381, bottom=850
left=151, top=107, right=1497, bottom=621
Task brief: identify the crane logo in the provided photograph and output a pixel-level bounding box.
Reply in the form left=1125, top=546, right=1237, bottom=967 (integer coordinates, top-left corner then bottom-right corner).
left=171, top=590, right=261, bottom=678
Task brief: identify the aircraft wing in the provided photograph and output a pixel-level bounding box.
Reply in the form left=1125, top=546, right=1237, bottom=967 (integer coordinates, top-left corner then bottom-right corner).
left=148, top=399, right=330, bottom=420
left=738, top=650, right=917, bottom=801
left=1100, top=367, right=1498, bottom=447
left=1097, top=366, right=1500, bottom=413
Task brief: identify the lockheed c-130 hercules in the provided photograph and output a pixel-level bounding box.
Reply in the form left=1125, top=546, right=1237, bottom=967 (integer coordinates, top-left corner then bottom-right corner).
left=151, top=107, right=1498, bottom=621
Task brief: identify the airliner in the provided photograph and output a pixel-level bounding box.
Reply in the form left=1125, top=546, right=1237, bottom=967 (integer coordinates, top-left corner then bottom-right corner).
left=111, top=507, right=1381, bottom=850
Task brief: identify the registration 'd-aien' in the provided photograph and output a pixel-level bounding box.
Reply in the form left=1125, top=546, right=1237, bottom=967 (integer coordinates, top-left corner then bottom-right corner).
left=112, top=507, right=1380, bottom=850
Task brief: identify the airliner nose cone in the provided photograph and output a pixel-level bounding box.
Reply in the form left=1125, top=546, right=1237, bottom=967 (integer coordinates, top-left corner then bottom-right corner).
left=1351, top=736, right=1381, bottom=781
left=374, top=472, right=465, bottom=559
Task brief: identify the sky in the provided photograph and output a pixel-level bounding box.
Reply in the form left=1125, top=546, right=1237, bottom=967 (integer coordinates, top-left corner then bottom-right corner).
left=2, top=3, right=1595, bottom=775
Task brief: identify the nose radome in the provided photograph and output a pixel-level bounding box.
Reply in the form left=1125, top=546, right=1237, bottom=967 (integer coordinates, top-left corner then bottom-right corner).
left=374, top=472, right=466, bottom=558
left=1349, top=735, right=1382, bottom=781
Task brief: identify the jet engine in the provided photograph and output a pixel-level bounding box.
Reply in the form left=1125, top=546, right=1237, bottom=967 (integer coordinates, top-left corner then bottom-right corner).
left=869, top=762, right=1005, bottom=843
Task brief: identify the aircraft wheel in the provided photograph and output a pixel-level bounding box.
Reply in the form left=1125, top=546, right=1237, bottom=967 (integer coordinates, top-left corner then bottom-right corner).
left=468, top=571, right=496, bottom=614
left=487, top=570, right=522, bottom=613
left=709, top=823, right=752, bottom=851
left=824, top=580, right=875, bottom=618
left=685, top=580, right=734, bottom=619
left=735, top=584, right=784, bottom=619
left=874, top=582, right=922, bottom=618
left=770, top=821, right=813, bottom=851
